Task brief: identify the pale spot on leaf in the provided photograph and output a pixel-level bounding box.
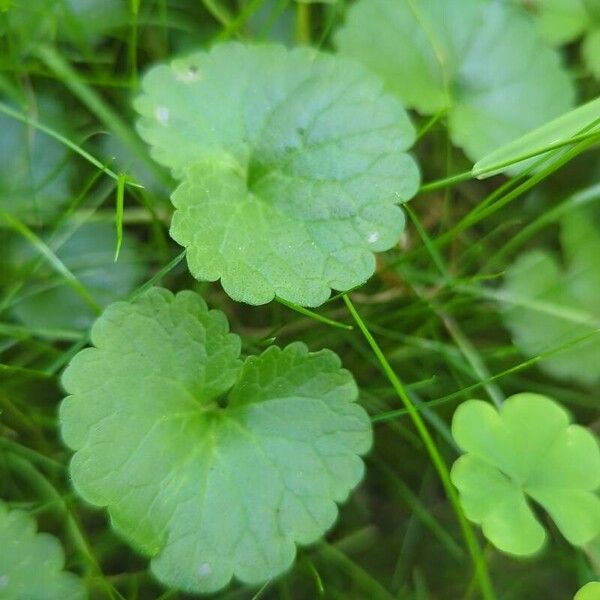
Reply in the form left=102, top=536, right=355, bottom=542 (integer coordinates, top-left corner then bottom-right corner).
left=155, top=106, right=170, bottom=126
left=176, top=67, right=201, bottom=84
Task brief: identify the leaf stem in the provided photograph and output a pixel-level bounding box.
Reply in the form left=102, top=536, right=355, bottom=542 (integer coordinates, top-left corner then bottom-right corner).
left=296, top=2, right=311, bottom=44
left=201, top=0, right=234, bottom=29
left=418, top=125, right=600, bottom=194
left=128, top=250, right=187, bottom=301
left=276, top=296, right=353, bottom=331
left=416, top=107, right=447, bottom=140
left=36, top=45, right=168, bottom=187
left=419, top=170, right=472, bottom=193
left=0, top=210, right=102, bottom=315
left=0, top=101, right=138, bottom=188
left=114, top=173, right=126, bottom=261
left=342, top=294, right=496, bottom=600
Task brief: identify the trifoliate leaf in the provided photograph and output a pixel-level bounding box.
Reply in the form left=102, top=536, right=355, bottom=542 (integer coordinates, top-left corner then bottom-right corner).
left=334, top=0, right=575, bottom=164
left=59, top=287, right=372, bottom=593
left=451, top=393, right=600, bottom=556
left=134, top=42, right=419, bottom=307
left=500, top=206, right=600, bottom=385
left=7, top=222, right=147, bottom=331
left=575, top=581, right=600, bottom=600
left=0, top=502, right=86, bottom=600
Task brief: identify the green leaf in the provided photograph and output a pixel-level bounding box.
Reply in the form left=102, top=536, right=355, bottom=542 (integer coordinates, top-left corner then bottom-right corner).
left=526, top=0, right=600, bottom=80
left=527, top=0, right=590, bottom=45
left=451, top=393, right=600, bottom=556
left=0, top=501, right=86, bottom=599
left=0, top=96, right=73, bottom=225
left=1, top=0, right=127, bottom=55
left=575, top=581, right=600, bottom=600
left=59, top=287, right=372, bottom=593
left=472, top=97, right=600, bottom=178
left=134, top=42, right=419, bottom=307
left=583, top=29, right=600, bottom=78
left=500, top=205, right=600, bottom=385
left=334, top=0, right=575, bottom=164
left=8, top=222, right=147, bottom=330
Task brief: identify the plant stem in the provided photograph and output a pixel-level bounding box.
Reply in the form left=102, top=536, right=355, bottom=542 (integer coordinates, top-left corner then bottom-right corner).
left=0, top=101, right=133, bottom=187
left=276, top=296, right=353, bottom=331
left=296, top=2, right=311, bottom=44
left=343, top=294, right=496, bottom=600
left=419, top=169, right=473, bottom=193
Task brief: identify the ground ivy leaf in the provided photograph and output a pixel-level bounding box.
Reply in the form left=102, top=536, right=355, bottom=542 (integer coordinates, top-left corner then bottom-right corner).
left=501, top=206, right=600, bottom=386
left=60, top=287, right=372, bottom=593
left=334, top=0, right=575, bottom=164
left=451, top=393, right=600, bottom=556
left=134, top=42, right=419, bottom=307
left=0, top=502, right=86, bottom=599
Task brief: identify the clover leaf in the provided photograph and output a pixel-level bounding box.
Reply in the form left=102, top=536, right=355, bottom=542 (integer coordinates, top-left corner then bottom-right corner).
left=0, top=502, right=86, bottom=600
left=59, top=287, right=372, bottom=593
left=451, top=393, right=600, bottom=556
left=7, top=222, right=147, bottom=331
left=501, top=206, right=600, bottom=385
left=334, top=0, right=575, bottom=164
left=575, top=582, right=600, bottom=600
left=134, top=43, right=419, bottom=306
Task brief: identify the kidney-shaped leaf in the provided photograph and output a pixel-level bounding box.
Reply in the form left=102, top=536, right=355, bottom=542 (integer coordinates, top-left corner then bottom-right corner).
left=334, top=0, right=575, bottom=164
left=134, top=43, right=419, bottom=307
left=0, top=502, right=86, bottom=600
left=451, top=393, right=600, bottom=556
left=60, top=287, right=372, bottom=593
left=501, top=205, right=600, bottom=386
